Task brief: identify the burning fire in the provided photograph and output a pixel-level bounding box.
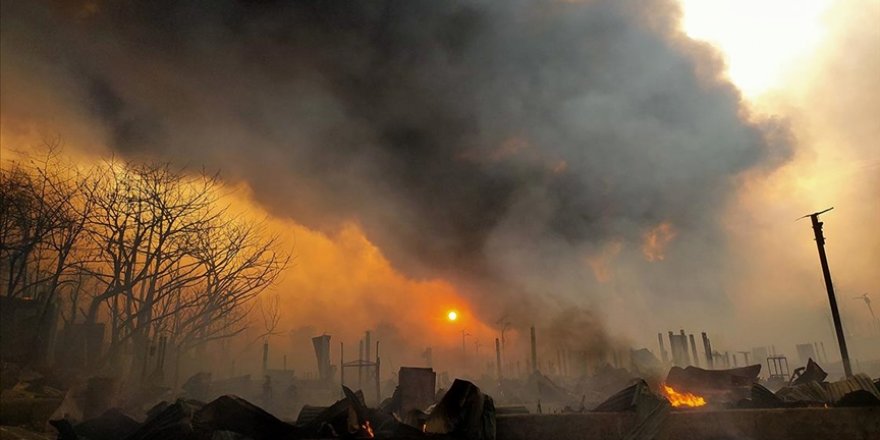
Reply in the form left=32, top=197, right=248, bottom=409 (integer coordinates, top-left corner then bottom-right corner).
left=661, top=383, right=707, bottom=408
left=361, top=420, right=375, bottom=438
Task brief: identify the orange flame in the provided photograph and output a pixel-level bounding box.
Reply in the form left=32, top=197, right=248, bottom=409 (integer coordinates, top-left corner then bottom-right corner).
left=661, top=383, right=707, bottom=408
left=362, top=420, right=375, bottom=438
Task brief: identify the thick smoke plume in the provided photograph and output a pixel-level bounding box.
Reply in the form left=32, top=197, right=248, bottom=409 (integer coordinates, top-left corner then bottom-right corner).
left=1, top=1, right=792, bottom=354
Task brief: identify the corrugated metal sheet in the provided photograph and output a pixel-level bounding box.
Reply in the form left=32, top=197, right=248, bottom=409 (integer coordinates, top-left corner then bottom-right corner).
left=776, top=373, right=880, bottom=404
left=825, top=374, right=880, bottom=402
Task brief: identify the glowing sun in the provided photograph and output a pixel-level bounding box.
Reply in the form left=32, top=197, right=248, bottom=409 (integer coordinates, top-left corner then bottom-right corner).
left=447, top=310, right=458, bottom=321
left=678, top=0, right=832, bottom=98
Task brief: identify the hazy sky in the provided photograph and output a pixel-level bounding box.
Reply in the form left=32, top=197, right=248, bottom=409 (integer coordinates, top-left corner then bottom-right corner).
left=1, top=0, right=877, bottom=374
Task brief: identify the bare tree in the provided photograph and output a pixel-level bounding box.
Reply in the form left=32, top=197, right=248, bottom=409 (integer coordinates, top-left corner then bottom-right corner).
left=0, top=145, right=93, bottom=364
left=170, top=220, right=288, bottom=352
left=257, top=293, right=283, bottom=343
left=0, top=148, right=87, bottom=301
left=77, top=160, right=221, bottom=370
left=2, top=150, right=289, bottom=377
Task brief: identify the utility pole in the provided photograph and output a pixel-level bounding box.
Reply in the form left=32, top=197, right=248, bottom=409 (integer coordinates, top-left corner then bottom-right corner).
left=803, top=207, right=852, bottom=377
left=262, top=339, right=269, bottom=374
left=852, top=293, right=878, bottom=334
left=495, top=338, right=502, bottom=381
left=500, top=322, right=511, bottom=355
left=500, top=322, right=510, bottom=377
left=461, top=330, right=470, bottom=369
left=530, top=326, right=538, bottom=374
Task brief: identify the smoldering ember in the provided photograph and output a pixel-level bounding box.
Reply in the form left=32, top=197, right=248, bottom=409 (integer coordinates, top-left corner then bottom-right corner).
left=1, top=1, right=878, bottom=440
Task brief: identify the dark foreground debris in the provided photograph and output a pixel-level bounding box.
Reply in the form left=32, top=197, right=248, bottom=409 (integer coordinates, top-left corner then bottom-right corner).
left=43, top=379, right=496, bottom=440
left=424, top=379, right=496, bottom=440
left=666, top=364, right=760, bottom=394
left=774, top=372, right=880, bottom=407
left=72, top=408, right=139, bottom=440
left=592, top=379, right=670, bottom=440
left=5, top=357, right=874, bottom=440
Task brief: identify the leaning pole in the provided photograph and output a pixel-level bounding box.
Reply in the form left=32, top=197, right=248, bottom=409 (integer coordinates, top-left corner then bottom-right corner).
left=804, top=208, right=852, bottom=377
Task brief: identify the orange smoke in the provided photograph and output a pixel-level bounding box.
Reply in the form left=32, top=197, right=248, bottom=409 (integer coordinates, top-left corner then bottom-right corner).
left=271, top=219, right=493, bottom=341
left=0, top=138, right=497, bottom=372
left=585, top=240, right=623, bottom=283
left=218, top=182, right=501, bottom=369
left=660, top=383, right=707, bottom=408
left=642, top=222, right=676, bottom=262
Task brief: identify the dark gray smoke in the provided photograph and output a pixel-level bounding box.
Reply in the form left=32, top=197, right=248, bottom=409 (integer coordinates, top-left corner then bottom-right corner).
left=1, top=1, right=792, bottom=335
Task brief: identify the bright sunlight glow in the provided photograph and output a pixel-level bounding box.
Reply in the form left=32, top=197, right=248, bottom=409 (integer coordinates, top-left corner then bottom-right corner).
left=679, top=0, right=833, bottom=98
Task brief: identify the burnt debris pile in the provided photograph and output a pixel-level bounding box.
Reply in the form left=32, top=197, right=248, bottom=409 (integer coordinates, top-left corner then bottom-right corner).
left=532, top=357, right=880, bottom=413
left=2, top=356, right=879, bottom=440
left=38, top=379, right=495, bottom=440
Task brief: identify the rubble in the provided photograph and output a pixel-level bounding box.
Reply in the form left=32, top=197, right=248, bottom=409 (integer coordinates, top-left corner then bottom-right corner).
left=296, top=379, right=496, bottom=439
left=396, top=367, right=436, bottom=427
left=125, top=398, right=202, bottom=440
left=295, top=393, right=359, bottom=436
left=592, top=380, right=670, bottom=440
left=775, top=381, right=831, bottom=405
left=1, top=353, right=874, bottom=440
left=0, top=370, right=64, bottom=429
left=82, top=377, right=116, bottom=420
left=724, top=359, right=880, bottom=410
left=572, top=364, right=636, bottom=405
left=181, top=372, right=212, bottom=402
left=527, top=372, right=575, bottom=405
left=790, top=358, right=828, bottom=386
left=72, top=408, right=140, bottom=440
left=424, top=379, right=496, bottom=440
left=495, top=407, right=880, bottom=440
left=664, top=364, right=760, bottom=404
left=776, top=373, right=880, bottom=406
left=592, top=380, right=662, bottom=413
left=836, top=389, right=880, bottom=407
left=193, top=395, right=301, bottom=440
left=665, top=364, right=761, bottom=391
left=825, top=373, right=880, bottom=402
left=741, top=383, right=784, bottom=409
left=0, top=425, right=55, bottom=440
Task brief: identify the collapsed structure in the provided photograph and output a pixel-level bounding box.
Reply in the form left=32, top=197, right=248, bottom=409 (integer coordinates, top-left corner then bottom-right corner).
left=2, top=332, right=879, bottom=440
